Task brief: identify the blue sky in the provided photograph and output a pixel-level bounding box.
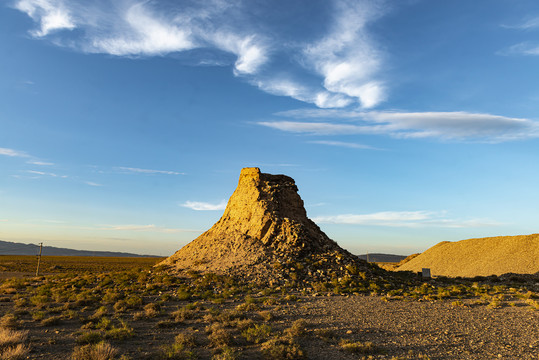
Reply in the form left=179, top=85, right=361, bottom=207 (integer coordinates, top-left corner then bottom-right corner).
left=1, top=0, right=539, bottom=256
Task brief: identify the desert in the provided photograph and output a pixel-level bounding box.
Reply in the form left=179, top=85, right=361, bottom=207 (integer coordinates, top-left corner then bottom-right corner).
left=0, top=168, right=537, bottom=359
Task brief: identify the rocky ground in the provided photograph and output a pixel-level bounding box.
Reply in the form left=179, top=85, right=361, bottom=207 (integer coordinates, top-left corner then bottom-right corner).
left=288, top=295, right=539, bottom=359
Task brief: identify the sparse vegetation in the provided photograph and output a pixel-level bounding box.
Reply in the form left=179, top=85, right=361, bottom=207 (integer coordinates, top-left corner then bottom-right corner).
left=0, top=255, right=536, bottom=359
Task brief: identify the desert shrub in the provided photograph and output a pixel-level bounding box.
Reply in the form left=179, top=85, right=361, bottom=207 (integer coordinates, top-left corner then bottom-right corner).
left=0, top=315, right=17, bottom=329
left=76, top=331, right=103, bottom=345
left=41, top=315, right=62, bottom=327
left=91, top=306, right=108, bottom=320
left=314, top=328, right=337, bottom=342
left=233, top=319, right=254, bottom=331
left=0, top=328, right=28, bottom=348
left=241, top=324, right=272, bottom=344
left=206, top=323, right=232, bottom=348
left=258, top=311, right=274, bottom=322
left=174, top=330, right=197, bottom=348
left=144, top=303, right=161, bottom=318
left=105, top=320, right=134, bottom=340
left=212, top=346, right=238, bottom=360
left=113, top=300, right=127, bottom=313
left=12, top=299, right=27, bottom=309
left=31, top=311, right=46, bottom=321
left=124, top=296, right=143, bottom=309
left=96, top=318, right=112, bottom=331
left=261, top=337, right=303, bottom=360
left=339, top=339, right=377, bottom=354
left=159, top=343, right=196, bottom=360
left=525, top=298, right=539, bottom=310
left=102, top=292, right=121, bottom=304
left=284, top=319, right=308, bottom=338
left=29, top=295, right=50, bottom=308
left=176, top=290, right=192, bottom=301
left=0, top=343, right=30, bottom=360
left=71, top=341, right=117, bottom=360
left=235, top=302, right=259, bottom=312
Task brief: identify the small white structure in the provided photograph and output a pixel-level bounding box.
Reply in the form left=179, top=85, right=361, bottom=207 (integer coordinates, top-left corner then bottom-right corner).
left=421, top=268, right=431, bottom=279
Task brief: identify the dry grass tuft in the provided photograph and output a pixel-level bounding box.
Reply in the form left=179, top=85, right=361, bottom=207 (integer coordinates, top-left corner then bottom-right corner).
left=71, top=341, right=117, bottom=360
left=0, top=328, right=28, bottom=348
left=0, top=343, right=30, bottom=360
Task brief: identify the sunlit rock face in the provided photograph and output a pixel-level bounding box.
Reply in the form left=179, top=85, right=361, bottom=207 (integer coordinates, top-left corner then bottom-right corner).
left=160, top=167, right=376, bottom=283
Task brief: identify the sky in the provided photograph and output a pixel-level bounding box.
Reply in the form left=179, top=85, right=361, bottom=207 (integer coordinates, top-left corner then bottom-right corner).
left=1, top=0, right=539, bottom=256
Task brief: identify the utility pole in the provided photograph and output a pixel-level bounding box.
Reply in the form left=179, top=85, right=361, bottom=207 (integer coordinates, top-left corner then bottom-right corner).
left=366, top=251, right=369, bottom=263
left=36, top=242, right=43, bottom=276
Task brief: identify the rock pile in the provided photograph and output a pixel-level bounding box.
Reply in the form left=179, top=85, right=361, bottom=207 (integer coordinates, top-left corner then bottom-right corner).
left=160, top=168, right=383, bottom=284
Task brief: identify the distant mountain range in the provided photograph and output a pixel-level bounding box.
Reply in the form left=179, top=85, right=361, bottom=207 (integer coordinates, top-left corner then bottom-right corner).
left=0, top=240, right=157, bottom=257
left=357, top=253, right=407, bottom=263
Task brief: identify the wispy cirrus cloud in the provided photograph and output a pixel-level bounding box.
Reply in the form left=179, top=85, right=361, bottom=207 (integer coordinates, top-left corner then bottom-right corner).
left=259, top=109, right=539, bottom=142
left=101, top=224, right=197, bottom=233
left=27, top=170, right=68, bottom=178
left=117, top=167, right=183, bottom=175
left=498, top=41, right=539, bottom=56
left=501, top=16, right=539, bottom=30
left=0, top=147, right=30, bottom=158
left=85, top=181, right=102, bottom=187
left=181, top=200, right=227, bottom=211
left=308, top=140, right=380, bottom=150
left=27, top=160, right=54, bottom=166
left=13, top=0, right=387, bottom=109
left=312, top=211, right=500, bottom=228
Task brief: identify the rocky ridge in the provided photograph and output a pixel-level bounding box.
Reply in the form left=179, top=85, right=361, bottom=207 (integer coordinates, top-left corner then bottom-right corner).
left=160, top=168, right=385, bottom=284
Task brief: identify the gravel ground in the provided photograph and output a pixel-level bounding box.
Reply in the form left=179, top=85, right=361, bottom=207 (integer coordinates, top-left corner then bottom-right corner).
left=286, top=295, right=539, bottom=359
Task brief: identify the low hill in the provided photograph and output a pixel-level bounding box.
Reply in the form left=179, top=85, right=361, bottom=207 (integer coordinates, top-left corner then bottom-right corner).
left=396, top=234, right=539, bottom=277
left=357, top=253, right=407, bottom=263
left=0, top=240, right=155, bottom=257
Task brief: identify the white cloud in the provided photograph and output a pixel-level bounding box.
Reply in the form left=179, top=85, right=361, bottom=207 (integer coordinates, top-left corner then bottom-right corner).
left=14, top=0, right=75, bottom=37
left=118, top=167, right=183, bottom=175
left=313, top=211, right=500, bottom=228
left=85, top=181, right=102, bottom=187
left=0, top=147, right=30, bottom=157
left=308, top=140, right=379, bottom=150
left=260, top=109, right=539, bottom=141
left=301, top=0, right=386, bottom=108
left=101, top=224, right=196, bottom=233
left=88, top=2, right=195, bottom=56
left=181, top=200, right=227, bottom=211
left=499, top=41, right=539, bottom=56
left=27, top=170, right=68, bottom=178
left=27, top=160, right=54, bottom=166
left=502, top=16, right=539, bottom=30
left=13, top=0, right=386, bottom=109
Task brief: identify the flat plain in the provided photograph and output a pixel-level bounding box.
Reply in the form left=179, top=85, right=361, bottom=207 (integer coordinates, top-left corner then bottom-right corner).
left=0, top=256, right=537, bottom=359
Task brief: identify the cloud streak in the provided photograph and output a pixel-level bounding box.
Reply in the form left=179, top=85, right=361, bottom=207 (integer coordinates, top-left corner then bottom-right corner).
left=13, top=0, right=387, bottom=109
left=117, top=167, right=183, bottom=175
left=313, top=211, right=500, bottom=228
left=101, top=224, right=195, bottom=233
left=308, top=140, right=380, bottom=150
left=181, top=200, right=227, bottom=211
left=0, top=147, right=30, bottom=158
left=259, top=109, right=539, bottom=142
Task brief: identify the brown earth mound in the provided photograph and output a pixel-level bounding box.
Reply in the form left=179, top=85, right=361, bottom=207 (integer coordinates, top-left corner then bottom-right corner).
left=396, top=234, right=539, bottom=277
left=160, top=167, right=382, bottom=283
